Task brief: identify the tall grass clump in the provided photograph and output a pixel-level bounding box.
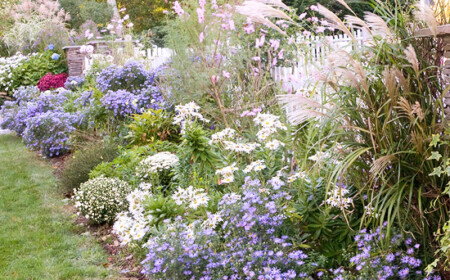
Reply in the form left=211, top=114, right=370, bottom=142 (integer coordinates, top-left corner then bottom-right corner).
left=280, top=0, right=449, bottom=265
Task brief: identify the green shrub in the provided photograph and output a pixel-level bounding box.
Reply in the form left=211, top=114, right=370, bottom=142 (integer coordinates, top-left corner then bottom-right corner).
left=74, top=176, right=132, bottom=224
left=58, top=141, right=119, bottom=194
left=59, top=0, right=113, bottom=29
left=79, top=0, right=113, bottom=25
left=125, top=109, right=180, bottom=146
left=9, top=50, right=67, bottom=93
left=90, top=141, right=176, bottom=186
left=142, top=194, right=185, bottom=226
left=427, top=220, right=450, bottom=274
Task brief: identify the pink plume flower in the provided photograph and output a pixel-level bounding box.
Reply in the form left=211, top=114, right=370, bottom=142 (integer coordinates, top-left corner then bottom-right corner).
left=197, top=8, right=205, bottom=23
left=172, top=1, right=185, bottom=16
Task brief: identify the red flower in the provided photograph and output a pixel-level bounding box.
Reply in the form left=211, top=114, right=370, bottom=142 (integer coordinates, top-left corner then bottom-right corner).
left=37, top=72, right=68, bottom=91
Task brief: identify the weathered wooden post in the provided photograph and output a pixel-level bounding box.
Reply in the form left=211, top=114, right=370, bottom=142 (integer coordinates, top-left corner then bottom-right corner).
left=62, top=46, right=86, bottom=77
left=416, top=24, right=450, bottom=121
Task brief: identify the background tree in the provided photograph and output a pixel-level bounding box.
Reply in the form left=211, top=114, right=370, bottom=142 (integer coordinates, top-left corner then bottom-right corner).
left=116, top=0, right=171, bottom=46
left=59, top=0, right=113, bottom=29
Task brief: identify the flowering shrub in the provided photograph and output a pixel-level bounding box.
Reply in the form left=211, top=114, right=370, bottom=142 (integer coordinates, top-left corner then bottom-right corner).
left=0, top=86, right=40, bottom=134
left=113, top=182, right=153, bottom=246
left=1, top=86, right=70, bottom=134
left=96, top=61, right=166, bottom=118
left=173, top=102, right=209, bottom=133
left=37, top=72, right=68, bottom=91
left=22, top=111, right=76, bottom=157
left=141, top=178, right=318, bottom=279
left=136, top=152, right=179, bottom=179
left=2, top=0, right=71, bottom=53
left=8, top=49, right=67, bottom=92
left=64, top=76, right=85, bottom=91
left=74, top=176, right=132, bottom=224
left=96, top=61, right=155, bottom=93
left=100, top=89, right=162, bottom=117
left=0, top=52, right=33, bottom=93
left=343, top=225, right=440, bottom=280
left=0, top=87, right=83, bottom=157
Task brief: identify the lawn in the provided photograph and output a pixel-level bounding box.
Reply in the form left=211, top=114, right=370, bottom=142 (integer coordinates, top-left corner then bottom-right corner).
left=0, top=134, right=116, bottom=280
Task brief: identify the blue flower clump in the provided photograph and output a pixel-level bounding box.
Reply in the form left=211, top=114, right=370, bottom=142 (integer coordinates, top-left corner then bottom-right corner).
left=141, top=177, right=316, bottom=279
left=23, top=111, right=76, bottom=157
left=64, top=76, right=85, bottom=91
left=0, top=86, right=81, bottom=157
left=347, top=224, right=441, bottom=280
left=96, top=61, right=166, bottom=118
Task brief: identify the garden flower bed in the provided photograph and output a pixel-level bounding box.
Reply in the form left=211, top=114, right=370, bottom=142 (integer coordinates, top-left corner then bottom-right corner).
left=1, top=0, right=450, bottom=279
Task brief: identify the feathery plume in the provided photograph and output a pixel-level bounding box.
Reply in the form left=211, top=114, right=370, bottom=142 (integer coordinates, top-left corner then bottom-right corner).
left=414, top=2, right=437, bottom=37
left=252, top=0, right=290, bottom=10
left=370, top=154, right=396, bottom=179
left=364, top=12, right=394, bottom=41
left=392, top=67, right=409, bottom=93
left=317, top=4, right=354, bottom=39
left=336, top=0, right=356, bottom=15
left=383, top=66, right=397, bottom=101
left=236, top=0, right=293, bottom=34
left=404, top=45, right=419, bottom=76
left=344, top=15, right=372, bottom=35
left=277, top=94, right=328, bottom=124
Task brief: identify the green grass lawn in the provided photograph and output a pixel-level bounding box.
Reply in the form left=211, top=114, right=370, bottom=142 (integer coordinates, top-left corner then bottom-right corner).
left=0, top=135, right=117, bottom=280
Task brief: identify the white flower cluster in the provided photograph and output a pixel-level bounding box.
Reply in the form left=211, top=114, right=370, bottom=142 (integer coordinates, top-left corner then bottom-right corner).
left=136, top=152, right=179, bottom=178
left=173, top=102, right=209, bottom=132
left=210, top=128, right=236, bottom=144
left=364, top=204, right=379, bottom=218
left=172, top=186, right=209, bottom=209
left=253, top=113, right=287, bottom=141
left=113, top=183, right=153, bottom=246
left=74, top=176, right=132, bottom=224
left=0, top=53, right=32, bottom=91
left=202, top=212, right=223, bottom=229
left=265, top=139, right=285, bottom=151
left=325, top=186, right=353, bottom=210
left=223, top=141, right=260, bottom=154
left=308, top=151, right=332, bottom=162
left=287, top=171, right=308, bottom=182
left=243, top=160, right=266, bottom=173
left=216, top=163, right=238, bottom=184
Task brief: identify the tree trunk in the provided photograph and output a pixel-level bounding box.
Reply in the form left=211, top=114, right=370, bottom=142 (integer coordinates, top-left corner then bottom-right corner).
left=107, top=0, right=120, bottom=20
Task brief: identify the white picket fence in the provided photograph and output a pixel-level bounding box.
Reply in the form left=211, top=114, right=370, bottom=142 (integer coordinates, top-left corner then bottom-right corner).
left=142, top=46, right=173, bottom=69
left=86, top=30, right=365, bottom=92
left=271, top=29, right=365, bottom=92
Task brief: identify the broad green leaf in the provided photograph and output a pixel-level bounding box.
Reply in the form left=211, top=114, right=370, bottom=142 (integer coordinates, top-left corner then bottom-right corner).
left=427, top=151, right=442, bottom=161
left=430, top=134, right=440, bottom=147
left=429, top=167, right=443, bottom=177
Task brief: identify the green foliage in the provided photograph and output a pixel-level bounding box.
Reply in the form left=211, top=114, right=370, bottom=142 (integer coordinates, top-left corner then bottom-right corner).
left=58, top=140, right=119, bottom=194
left=58, top=0, right=85, bottom=29
left=162, top=0, right=289, bottom=126
left=90, top=141, right=177, bottom=186
left=59, top=0, right=113, bottom=29
left=288, top=0, right=449, bottom=259
left=9, top=50, right=67, bottom=92
left=79, top=0, right=113, bottom=26
left=142, top=194, right=185, bottom=226
left=427, top=220, right=450, bottom=274
left=117, top=0, right=171, bottom=33
left=126, top=109, right=180, bottom=146
left=174, top=123, right=222, bottom=187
